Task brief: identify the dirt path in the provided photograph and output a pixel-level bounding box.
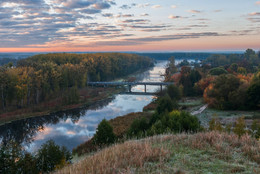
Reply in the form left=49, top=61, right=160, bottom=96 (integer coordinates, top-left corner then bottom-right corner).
left=191, top=104, right=208, bottom=115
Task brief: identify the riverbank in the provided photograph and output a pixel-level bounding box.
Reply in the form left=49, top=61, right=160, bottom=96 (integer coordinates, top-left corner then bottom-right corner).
left=0, top=87, right=123, bottom=126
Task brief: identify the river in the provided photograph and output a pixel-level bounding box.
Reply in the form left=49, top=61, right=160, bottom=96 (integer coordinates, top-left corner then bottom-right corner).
left=0, top=61, right=169, bottom=152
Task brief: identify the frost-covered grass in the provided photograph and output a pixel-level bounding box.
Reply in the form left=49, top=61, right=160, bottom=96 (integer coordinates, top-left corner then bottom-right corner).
left=55, top=132, right=260, bottom=174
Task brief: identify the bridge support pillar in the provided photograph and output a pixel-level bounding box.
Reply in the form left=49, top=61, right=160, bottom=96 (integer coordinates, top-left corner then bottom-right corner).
left=160, top=84, right=162, bottom=92
left=128, top=85, right=132, bottom=92
left=144, top=85, right=146, bottom=93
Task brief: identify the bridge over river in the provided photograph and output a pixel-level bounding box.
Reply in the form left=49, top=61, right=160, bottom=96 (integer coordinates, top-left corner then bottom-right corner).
left=88, top=81, right=174, bottom=94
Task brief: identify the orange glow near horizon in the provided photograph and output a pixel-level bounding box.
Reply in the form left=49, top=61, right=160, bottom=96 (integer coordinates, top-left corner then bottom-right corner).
left=1, top=37, right=259, bottom=53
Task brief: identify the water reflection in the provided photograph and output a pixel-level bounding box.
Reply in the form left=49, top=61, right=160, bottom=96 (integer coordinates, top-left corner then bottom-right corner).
left=0, top=61, right=168, bottom=152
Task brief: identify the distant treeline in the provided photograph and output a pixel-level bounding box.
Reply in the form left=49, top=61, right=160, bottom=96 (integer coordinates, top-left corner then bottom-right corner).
left=1, top=52, right=242, bottom=66
left=136, top=52, right=219, bottom=60
left=0, top=58, right=18, bottom=66
left=0, top=53, right=153, bottom=111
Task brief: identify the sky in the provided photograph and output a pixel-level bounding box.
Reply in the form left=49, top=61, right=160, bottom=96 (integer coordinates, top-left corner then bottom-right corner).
left=0, top=0, right=260, bottom=52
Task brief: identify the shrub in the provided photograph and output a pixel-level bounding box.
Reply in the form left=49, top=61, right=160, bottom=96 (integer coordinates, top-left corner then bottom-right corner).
left=93, top=119, right=116, bottom=146
left=250, top=120, right=260, bottom=139
left=209, top=118, right=223, bottom=132
left=127, top=117, right=149, bottom=138
left=233, top=117, right=246, bottom=138
left=149, top=111, right=200, bottom=135
left=169, top=111, right=200, bottom=133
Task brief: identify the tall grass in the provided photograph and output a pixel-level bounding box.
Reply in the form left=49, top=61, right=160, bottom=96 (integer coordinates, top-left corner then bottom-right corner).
left=56, top=132, right=260, bottom=174
left=56, top=141, right=169, bottom=174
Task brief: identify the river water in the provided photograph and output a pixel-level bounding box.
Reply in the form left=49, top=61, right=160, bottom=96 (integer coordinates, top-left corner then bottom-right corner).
left=0, top=61, right=168, bottom=152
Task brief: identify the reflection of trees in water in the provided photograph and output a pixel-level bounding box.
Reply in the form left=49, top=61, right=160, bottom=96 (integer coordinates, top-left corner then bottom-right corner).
left=0, top=97, right=114, bottom=146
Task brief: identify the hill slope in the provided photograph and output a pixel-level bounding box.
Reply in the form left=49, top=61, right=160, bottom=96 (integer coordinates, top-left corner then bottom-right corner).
left=55, top=132, right=259, bottom=174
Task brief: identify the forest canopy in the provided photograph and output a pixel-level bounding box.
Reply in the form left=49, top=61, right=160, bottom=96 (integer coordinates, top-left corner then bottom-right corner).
left=0, top=53, right=153, bottom=111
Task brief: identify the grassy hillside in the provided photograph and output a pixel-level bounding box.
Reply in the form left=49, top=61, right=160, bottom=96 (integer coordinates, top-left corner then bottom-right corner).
left=55, top=132, right=259, bottom=174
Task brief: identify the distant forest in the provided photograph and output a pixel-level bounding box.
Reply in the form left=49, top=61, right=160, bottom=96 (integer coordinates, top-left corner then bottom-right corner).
left=0, top=53, right=153, bottom=111
left=0, top=52, right=243, bottom=66
left=136, top=52, right=224, bottom=60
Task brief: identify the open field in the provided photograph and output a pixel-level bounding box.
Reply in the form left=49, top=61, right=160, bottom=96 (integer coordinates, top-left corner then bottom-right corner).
left=55, top=131, right=260, bottom=174
left=180, top=97, right=260, bottom=128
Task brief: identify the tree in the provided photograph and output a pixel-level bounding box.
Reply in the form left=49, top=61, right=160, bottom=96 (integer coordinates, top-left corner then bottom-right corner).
left=36, top=140, right=71, bottom=173
left=0, top=142, right=22, bottom=174
left=204, top=74, right=241, bottom=109
left=156, top=95, right=175, bottom=114
left=93, top=119, right=116, bottom=146
left=179, top=60, right=189, bottom=67
left=167, top=85, right=181, bottom=100
left=229, top=63, right=238, bottom=73
left=244, top=49, right=255, bottom=60
left=247, top=78, right=260, bottom=109
left=209, top=67, right=228, bottom=75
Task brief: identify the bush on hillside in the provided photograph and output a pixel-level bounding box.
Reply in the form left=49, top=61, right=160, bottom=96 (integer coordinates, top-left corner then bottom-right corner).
left=149, top=111, right=201, bottom=135
left=127, top=117, right=149, bottom=138
left=93, top=119, right=116, bottom=146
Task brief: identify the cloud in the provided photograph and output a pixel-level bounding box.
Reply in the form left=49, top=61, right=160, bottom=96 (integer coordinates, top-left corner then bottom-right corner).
left=140, top=13, right=149, bottom=17
left=137, top=3, right=150, bottom=8
left=152, top=5, right=161, bottom=9
left=62, top=0, right=92, bottom=8
left=247, top=17, right=260, bottom=22
left=93, top=2, right=111, bottom=10
left=214, top=10, right=222, bottom=13
left=81, top=9, right=101, bottom=14
left=229, top=30, right=254, bottom=36
left=102, top=13, right=114, bottom=18
left=121, top=19, right=150, bottom=24
left=171, top=5, right=177, bottom=9
left=188, top=10, right=202, bottom=14
left=92, top=32, right=222, bottom=46
left=122, top=14, right=134, bottom=18
left=130, top=25, right=169, bottom=29
left=249, top=12, right=260, bottom=16
left=120, top=4, right=131, bottom=9
left=0, top=0, right=118, bottom=48
left=256, top=1, right=260, bottom=5
left=168, top=15, right=182, bottom=19
left=247, top=12, right=260, bottom=23
left=188, top=25, right=208, bottom=28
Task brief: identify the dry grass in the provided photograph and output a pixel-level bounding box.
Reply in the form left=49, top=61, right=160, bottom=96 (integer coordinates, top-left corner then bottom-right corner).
left=56, top=132, right=260, bottom=174
left=109, top=112, right=152, bottom=138
left=56, top=141, right=169, bottom=174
